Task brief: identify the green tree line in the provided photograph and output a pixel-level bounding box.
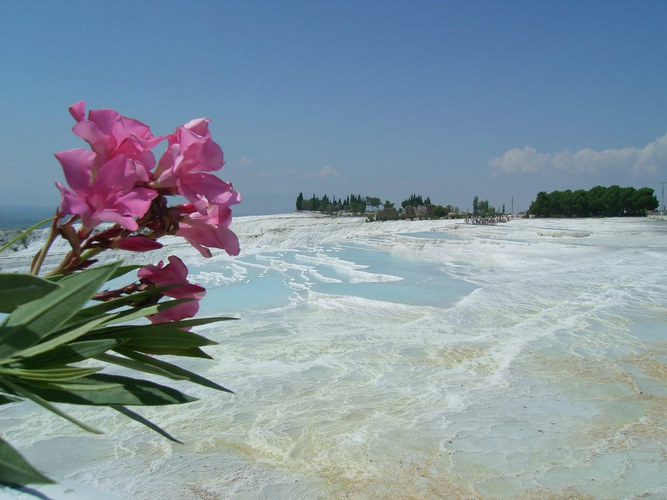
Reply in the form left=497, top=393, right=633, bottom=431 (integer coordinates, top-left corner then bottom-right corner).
left=472, top=195, right=504, bottom=217
left=296, top=193, right=368, bottom=213
left=528, top=185, right=658, bottom=217
left=296, top=192, right=459, bottom=218
left=401, top=193, right=431, bottom=208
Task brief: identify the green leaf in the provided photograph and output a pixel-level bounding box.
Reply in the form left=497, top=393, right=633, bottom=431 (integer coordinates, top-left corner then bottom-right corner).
left=0, top=216, right=55, bottom=254
left=0, top=393, right=21, bottom=405
left=81, top=315, right=234, bottom=352
left=68, top=285, right=174, bottom=323
left=111, top=406, right=183, bottom=444
left=2, top=379, right=102, bottom=435
left=2, top=315, right=115, bottom=365
left=16, top=262, right=121, bottom=331
left=63, top=297, right=190, bottom=333
left=87, top=324, right=216, bottom=349
left=154, top=316, right=238, bottom=328
left=0, top=262, right=121, bottom=360
left=96, top=352, right=191, bottom=380
left=16, top=374, right=197, bottom=406
left=13, top=339, right=120, bottom=367
left=102, top=298, right=193, bottom=325
left=0, top=437, right=54, bottom=485
left=129, top=347, right=214, bottom=359
left=139, top=315, right=237, bottom=329
left=0, top=274, right=61, bottom=313
left=0, top=366, right=102, bottom=382
left=100, top=350, right=233, bottom=393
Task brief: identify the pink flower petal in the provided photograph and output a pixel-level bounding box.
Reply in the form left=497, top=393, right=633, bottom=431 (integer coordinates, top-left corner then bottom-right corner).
left=94, top=209, right=140, bottom=231
left=112, top=187, right=159, bottom=220
left=183, top=118, right=212, bottom=138
left=55, top=181, right=90, bottom=216
left=68, top=101, right=86, bottom=122
left=72, top=119, right=114, bottom=157
left=184, top=173, right=241, bottom=207
left=115, top=138, right=156, bottom=179
left=138, top=256, right=206, bottom=324
left=149, top=300, right=200, bottom=324
left=69, top=104, right=161, bottom=176
left=85, top=109, right=123, bottom=137
left=176, top=205, right=240, bottom=257
left=54, top=149, right=95, bottom=193
left=94, top=155, right=137, bottom=192
left=182, top=135, right=224, bottom=173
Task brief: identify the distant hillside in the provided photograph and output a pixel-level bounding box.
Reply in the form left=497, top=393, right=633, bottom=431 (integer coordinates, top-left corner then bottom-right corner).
left=0, top=205, right=55, bottom=229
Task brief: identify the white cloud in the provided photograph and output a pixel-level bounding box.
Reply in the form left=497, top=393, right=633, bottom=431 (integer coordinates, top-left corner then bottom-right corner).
left=238, top=156, right=255, bottom=166
left=489, top=146, right=549, bottom=174
left=489, top=134, right=667, bottom=176
left=316, top=165, right=341, bottom=178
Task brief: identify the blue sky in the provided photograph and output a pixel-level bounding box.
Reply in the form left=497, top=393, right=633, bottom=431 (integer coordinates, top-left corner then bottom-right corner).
left=1, top=0, right=666, bottom=215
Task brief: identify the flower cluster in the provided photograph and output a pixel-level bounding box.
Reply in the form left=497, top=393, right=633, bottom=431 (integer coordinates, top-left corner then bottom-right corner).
left=138, top=256, right=206, bottom=324
left=44, top=101, right=241, bottom=323
left=0, top=102, right=242, bottom=487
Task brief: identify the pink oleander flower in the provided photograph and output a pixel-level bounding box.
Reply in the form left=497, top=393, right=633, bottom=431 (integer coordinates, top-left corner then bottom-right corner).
left=138, top=255, right=206, bottom=324
left=68, top=100, right=163, bottom=181
left=152, top=118, right=241, bottom=214
left=55, top=149, right=158, bottom=232
left=176, top=203, right=240, bottom=258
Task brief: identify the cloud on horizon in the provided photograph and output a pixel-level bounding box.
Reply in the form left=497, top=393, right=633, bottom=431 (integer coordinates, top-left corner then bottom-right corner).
left=489, top=134, right=667, bottom=177
left=314, top=165, right=341, bottom=178
left=238, top=156, right=255, bottom=166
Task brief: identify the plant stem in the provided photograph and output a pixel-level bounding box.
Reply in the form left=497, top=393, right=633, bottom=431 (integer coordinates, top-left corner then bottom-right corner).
left=43, top=246, right=105, bottom=278
left=30, top=215, right=61, bottom=276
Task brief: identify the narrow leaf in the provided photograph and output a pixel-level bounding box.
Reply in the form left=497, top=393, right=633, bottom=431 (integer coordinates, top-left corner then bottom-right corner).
left=68, top=285, right=176, bottom=323
left=18, top=374, right=197, bottom=406
left=141, top=347, right=214, bottom=359
left=14, top=339, right=120, bottom=367
left=0, top=262, right=121, bottom=359
left=86, top=325, right=216, bottom=349
left=0, top=216, right=55, bottom=254
left=0, top=393, right=21, bottom=405
left=3, top=379, right=102, bottom=434
left=0, top=437, right=54, bottom=485
left=0, top=366, right=102, bottom=382
left=154, top=316, right=238, bottom=329
left=103, top=298, right=193, bottom=325
left=101, top=350, right=234, bottom=393
left=3, top=315, right=114, bottom=364
left=0, top=274, right=61, bottom=313
left=66, top=298, right=189, bottom=332
left=111, top=406, right=183, bottom=444
left=96, top=352, right=189, bottom=380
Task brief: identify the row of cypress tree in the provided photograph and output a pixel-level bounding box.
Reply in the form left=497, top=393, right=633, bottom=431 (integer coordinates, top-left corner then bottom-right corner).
left=296, top=185, right=660, bottom=218
left=296, top=192, right=368, bottom=213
